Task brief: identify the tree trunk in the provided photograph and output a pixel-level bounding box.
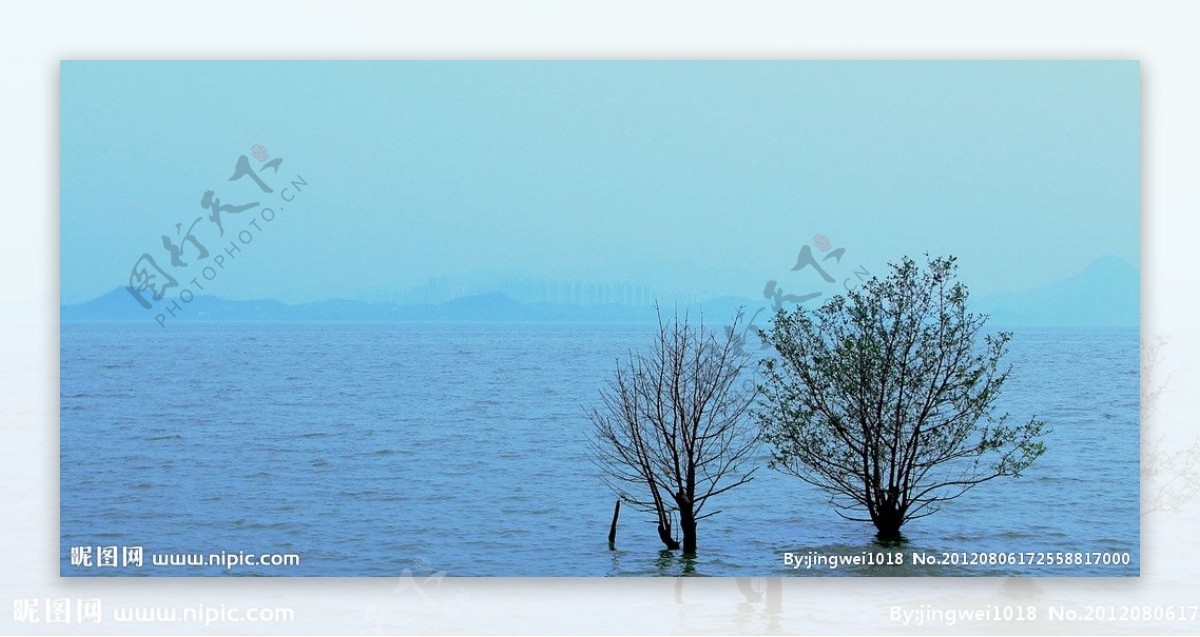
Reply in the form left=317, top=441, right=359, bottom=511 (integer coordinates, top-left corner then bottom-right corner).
left=681, top=515, right=697, bottom=554
left=678, top=493, right=698, bottom=555
left=871, top=488, right=906, bottom=541
left=872, top=506, right=905, bottom=542
left=765, top=578, right=782, bottom=614
left=657, top=521, right=681, bottom=550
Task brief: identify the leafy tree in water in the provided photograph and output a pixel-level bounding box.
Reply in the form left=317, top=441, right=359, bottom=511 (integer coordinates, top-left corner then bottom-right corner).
left=589, top=308, right=758, bottom=555
left=756, top=255, right=1047, bottom=540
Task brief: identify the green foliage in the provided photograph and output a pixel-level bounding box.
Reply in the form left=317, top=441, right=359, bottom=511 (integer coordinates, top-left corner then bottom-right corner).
left=755, top=255, right=1047, bottom=536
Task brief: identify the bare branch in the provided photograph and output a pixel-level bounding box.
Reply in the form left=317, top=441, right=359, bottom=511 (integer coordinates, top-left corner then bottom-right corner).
left=588, top=305, right=760, bottom=553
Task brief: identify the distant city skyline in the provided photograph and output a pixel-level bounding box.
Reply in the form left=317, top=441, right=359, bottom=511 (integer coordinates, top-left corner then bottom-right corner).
left=61, top=251, right=1138, bottom=328
left=353, top=276, right=660, bottom=307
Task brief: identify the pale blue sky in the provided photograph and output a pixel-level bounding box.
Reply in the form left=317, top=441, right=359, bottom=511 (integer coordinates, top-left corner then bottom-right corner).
left=61, top=61, right=1139, bottom=304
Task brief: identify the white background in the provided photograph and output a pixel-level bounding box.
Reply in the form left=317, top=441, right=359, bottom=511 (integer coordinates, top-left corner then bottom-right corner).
left=2, top=1, right=1199, bottom=634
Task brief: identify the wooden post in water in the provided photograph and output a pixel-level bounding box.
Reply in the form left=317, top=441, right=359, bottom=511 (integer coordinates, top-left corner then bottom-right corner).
left=608, top=500, right=621, bottom=548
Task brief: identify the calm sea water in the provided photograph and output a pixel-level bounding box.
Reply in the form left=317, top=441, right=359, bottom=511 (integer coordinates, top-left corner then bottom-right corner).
left=60, top=322, right=1139, bottom=576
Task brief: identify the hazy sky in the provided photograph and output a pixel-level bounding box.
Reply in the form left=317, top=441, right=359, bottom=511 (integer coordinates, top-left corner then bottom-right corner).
left=61, top=61, right=1139, bottom=304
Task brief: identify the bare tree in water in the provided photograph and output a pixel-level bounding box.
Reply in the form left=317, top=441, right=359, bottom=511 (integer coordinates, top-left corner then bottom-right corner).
left=588, top=307, right=759, bottom=554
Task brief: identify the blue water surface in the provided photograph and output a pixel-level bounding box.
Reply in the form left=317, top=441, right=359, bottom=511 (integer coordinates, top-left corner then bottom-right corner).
left=60, top=322, right=1139, bottom=576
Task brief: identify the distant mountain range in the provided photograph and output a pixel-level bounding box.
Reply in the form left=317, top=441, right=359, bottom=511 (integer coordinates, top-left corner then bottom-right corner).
left=61, top=289, right=662, bottom=324
left=974, top=256, right=1138, bottom=328
left=62, top=257, right=1139, bottom=327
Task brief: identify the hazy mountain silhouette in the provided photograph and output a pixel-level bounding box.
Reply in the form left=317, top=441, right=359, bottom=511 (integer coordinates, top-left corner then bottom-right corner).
left=61, top=289, right=659, bottom=323
left=62, top=257, right=1138, bottom=327
left=976, top=256, right=1138, bottom=327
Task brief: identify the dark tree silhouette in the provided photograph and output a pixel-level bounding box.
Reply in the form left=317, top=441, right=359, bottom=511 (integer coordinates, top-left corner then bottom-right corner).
left=588, top=308, right=759, bottom=555
left=756, top=255, right=1047, bottom=540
